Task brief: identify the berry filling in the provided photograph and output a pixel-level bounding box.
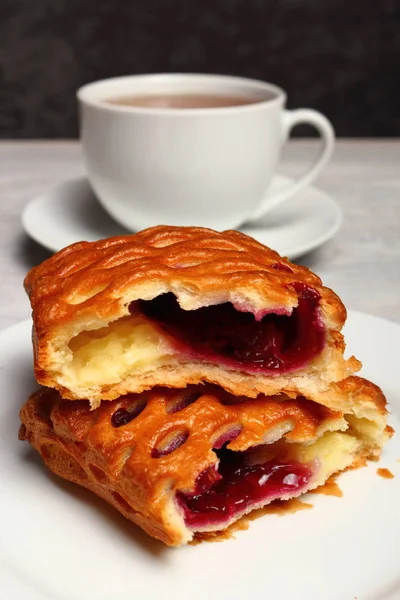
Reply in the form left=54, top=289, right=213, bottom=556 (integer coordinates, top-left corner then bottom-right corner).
left=137, top=283, right=324, bottom=373
left=111, top=401, right=146, bottom=427
left=177, top=448, right=313, bottom=528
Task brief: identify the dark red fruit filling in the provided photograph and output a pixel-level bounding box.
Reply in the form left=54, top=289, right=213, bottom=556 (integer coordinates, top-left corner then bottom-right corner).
left=166, top=390, right=203, bottom=414
left=270, top=262, right=293, bottom=273
left=111, top=401, right=146, bottom=427
left=137, top=283, right=324, bottom=373
left=212, top=425, right=243, bottom=449
left=177, top=448, right=313, bottom=528
left=152, top=431, right=189, bottom=458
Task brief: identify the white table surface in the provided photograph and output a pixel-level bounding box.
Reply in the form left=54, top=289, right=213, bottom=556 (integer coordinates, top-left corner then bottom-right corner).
left=1, top=140, right=399, bottom=331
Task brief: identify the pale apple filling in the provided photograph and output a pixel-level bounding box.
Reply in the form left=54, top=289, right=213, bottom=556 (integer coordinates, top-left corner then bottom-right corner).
left=64, top=315, right=176, bottom=388
left=288, top=429, right=362, bottom=477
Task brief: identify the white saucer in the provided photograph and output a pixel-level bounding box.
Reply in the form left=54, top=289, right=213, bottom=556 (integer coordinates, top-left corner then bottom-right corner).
left=22, top=176, right=342, bottom=259
left=1, top=312, right=400, bottom=600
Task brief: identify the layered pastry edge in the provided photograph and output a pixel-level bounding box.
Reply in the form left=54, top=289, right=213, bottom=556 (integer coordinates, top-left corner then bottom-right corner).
left=29, top=288, right=359, bottom=408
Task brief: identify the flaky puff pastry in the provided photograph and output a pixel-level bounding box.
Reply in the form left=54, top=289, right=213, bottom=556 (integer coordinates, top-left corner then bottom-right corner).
left=19, top=377, right=391, bottom=546
left=24, top=226, right=360, bottom=407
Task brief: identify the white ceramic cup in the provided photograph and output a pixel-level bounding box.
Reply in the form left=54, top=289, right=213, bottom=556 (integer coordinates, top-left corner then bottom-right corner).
left=78, top=74, right=335, bottom=231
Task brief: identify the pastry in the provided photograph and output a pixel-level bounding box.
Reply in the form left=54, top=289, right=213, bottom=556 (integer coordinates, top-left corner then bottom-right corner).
left=19, top=376, right=391, bottom=546
left=24, top=226, right=360, bottom=407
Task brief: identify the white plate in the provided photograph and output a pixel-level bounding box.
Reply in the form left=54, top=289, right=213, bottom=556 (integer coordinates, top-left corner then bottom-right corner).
left=0, top=312, right=399, bottom=600
left=22, top=176, right=342, bottom=259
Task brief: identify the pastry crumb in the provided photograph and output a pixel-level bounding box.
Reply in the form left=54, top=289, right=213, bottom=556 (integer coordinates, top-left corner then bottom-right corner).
left=377, top=467, right=394, bottom=479
left=309, top=474, right=343, bottom=497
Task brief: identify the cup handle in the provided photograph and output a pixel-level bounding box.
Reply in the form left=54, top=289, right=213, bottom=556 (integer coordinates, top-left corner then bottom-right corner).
left=249, top=109, right=335, bottom=221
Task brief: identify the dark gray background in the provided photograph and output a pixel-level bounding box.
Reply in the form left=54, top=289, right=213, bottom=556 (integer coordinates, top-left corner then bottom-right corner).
left=1, top=0, right=399, bottom=138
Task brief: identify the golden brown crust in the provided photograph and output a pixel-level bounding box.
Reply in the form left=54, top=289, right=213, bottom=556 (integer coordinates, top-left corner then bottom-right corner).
left=19, top=377, right=390, bottom=546
left=24, top=226, right=352, bottom=403
left=316, top=375, right=388, bottom=416
left=25, top=226, right=345, bottom=329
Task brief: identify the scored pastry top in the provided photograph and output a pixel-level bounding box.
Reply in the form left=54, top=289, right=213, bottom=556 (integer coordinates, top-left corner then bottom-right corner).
left=20, top=377, right=388, bottom=502
left=25, top=225, right=345, bottom=332
left=21, top=376, right=388, bottom=485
